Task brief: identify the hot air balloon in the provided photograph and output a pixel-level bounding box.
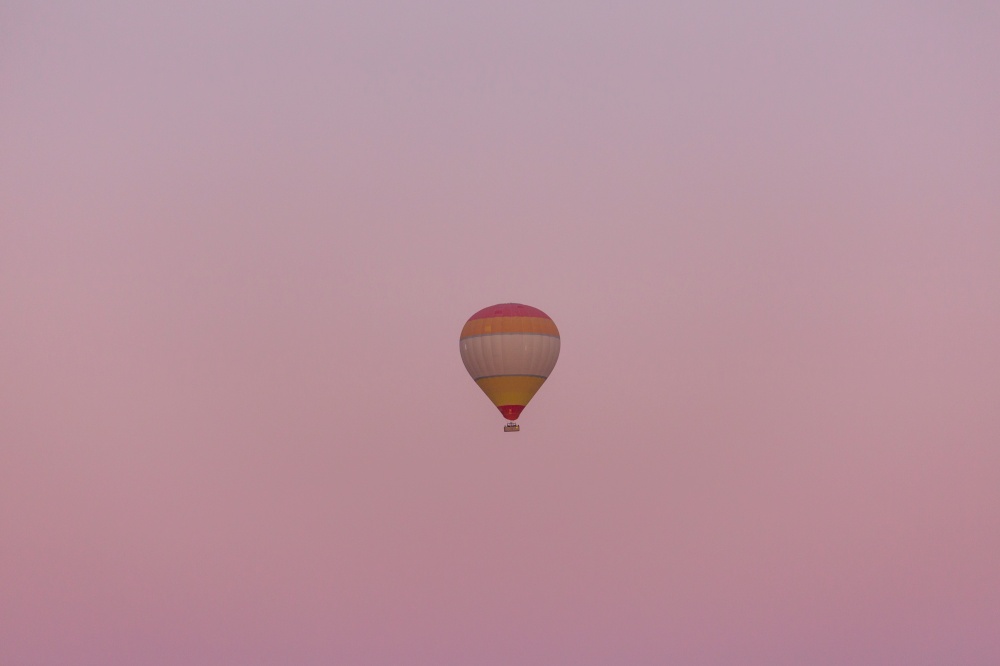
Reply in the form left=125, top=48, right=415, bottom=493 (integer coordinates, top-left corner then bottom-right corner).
left=459, top=303, right=560, bottom=432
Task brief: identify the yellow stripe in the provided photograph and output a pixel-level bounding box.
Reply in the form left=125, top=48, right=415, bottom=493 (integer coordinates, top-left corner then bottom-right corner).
left=461, top=316, right=559, bottom=339
left=475, top=375, right=547, bottom=408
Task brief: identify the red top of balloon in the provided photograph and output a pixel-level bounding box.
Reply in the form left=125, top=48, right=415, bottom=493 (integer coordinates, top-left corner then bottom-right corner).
left=467, top=303, right=552, bottom=321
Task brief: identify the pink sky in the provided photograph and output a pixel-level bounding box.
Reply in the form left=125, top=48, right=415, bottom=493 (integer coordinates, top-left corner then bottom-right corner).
left=2, top=2, right=999, bottom=664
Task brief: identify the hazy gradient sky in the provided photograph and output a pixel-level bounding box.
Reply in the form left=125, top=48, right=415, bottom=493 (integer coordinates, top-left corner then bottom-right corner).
left=2, top=2, right=999, bottom=664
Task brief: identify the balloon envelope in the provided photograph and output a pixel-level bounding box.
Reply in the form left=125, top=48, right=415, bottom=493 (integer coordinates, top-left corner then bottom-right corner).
left=459, top=303, right=560, bottom=421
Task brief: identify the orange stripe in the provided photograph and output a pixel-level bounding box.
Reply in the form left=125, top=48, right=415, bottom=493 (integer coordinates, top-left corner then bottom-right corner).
left=460, top=316, right=559, bottom=339
left=474, top=375, right=547, bottom=409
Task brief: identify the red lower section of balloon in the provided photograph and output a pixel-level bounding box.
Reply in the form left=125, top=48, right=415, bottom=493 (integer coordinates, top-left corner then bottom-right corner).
left=498, top=405, right=524, bottom=420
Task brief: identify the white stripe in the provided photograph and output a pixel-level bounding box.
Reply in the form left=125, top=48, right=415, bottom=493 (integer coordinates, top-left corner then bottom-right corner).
left=460, top=333, right=560, bottom=380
